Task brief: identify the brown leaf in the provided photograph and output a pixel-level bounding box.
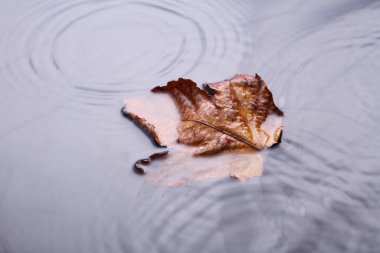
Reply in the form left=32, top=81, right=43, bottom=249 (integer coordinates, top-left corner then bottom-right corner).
left=123, top=111, right=166, bottom=147
left=151, top=74, right=283, bottom=153
left=134, top=151, right=169, bottom=174
left=123, top=74, right=283, bottom=185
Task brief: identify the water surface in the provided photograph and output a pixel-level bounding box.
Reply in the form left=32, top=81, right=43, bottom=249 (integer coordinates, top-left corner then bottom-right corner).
left=1, top=0, right=380, bottom=252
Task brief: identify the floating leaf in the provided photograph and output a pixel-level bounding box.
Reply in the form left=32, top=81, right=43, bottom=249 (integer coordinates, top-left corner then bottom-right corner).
left=123, top=74, right=283, bottom=185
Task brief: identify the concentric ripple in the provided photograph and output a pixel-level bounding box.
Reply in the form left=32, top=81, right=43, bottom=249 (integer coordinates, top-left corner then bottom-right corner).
left=0, top=0, right=254, bottom=150
left=0, top=0, right=255, bottom=252
left=0, top=0, right=253, bottom=98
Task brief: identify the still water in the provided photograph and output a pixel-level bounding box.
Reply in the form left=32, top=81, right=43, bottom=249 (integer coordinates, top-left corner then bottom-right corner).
left=1, top=0, right=380, bottom=252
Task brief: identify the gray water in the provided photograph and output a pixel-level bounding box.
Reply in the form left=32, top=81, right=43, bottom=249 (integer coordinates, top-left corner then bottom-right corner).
left=1, top=0, right=380, bottom=252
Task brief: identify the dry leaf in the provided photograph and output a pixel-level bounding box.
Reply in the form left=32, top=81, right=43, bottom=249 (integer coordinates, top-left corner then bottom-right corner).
left=123, top=74, right=283, bottom=185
